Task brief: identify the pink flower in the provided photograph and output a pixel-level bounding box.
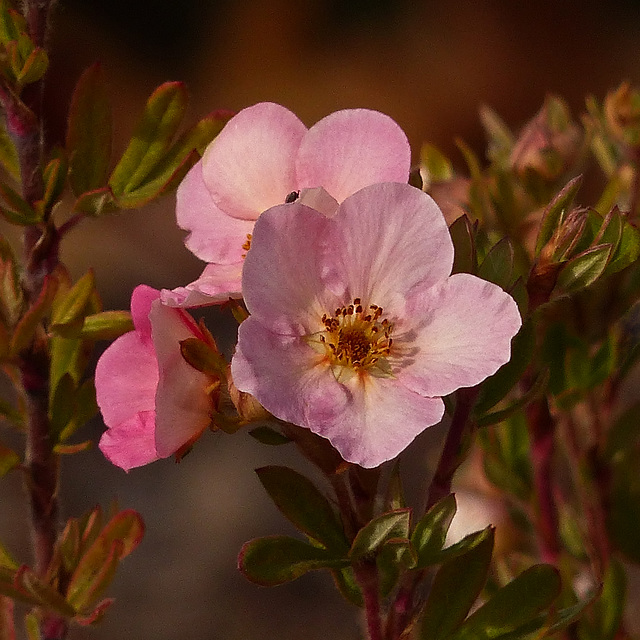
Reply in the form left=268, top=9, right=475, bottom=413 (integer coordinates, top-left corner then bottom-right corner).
left=162, top=102, right=411, bottom=307
left=96, top=285, right=215, bottom=471
left=231, top=183, right=522, bottom=468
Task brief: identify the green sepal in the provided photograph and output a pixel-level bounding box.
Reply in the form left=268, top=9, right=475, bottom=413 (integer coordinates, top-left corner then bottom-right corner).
left=65, top=510, right=144, bottom=612
left=349, top=509, right=411, bottom=560
left=248, top=426, right=292, bottom=446
left=0, top=182, right=41, bottom=225
left=411, top=494, right=457, bottom=568
left=556, top=243, right=612, bottom=294
left=66, top=64, right=112, bottom=196
left=256, top=466, right=349, bottom=553
left=9, top=274, right=57, bottom=355
left=419, top=526, right=494, bottom=640
left=109, top=82, right=187, bottom=196
left=474, top=318, right=535, bottom=416
left=50, top=270, right=95, bottom=333
left=449, top=215, right=477, bottom=275
left=0, top=441, right=18, bottom=477
left=420, top=143, right=453, bottom=184
left=449, top=564, right=561, bottom=640
left=535, top=175, right=582, bottom=256
left=478, top=237, right=514, bottom=289
left=14, top=566, right=76, bottom=617
left=576, top=558, right=625, bottom=640
left=179, top=336, right=226, bottom=376
left=238, top=535, right=349, bottom=586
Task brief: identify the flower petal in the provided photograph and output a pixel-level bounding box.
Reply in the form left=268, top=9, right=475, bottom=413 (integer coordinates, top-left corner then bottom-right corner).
left=398, top=273, right=522, bottom=397
left=150, top=300, right=213, bottom=457
left=242, top=202, right=340, bottom=335
left=320, top=376, right=445, bottom=468
left=176, top=160, right=255, bottom=263
left=98, top=411, right=159, bottom=471
left=296, top=109, right=411, bottom=203
left=232, top=318, right=351, bottom=427
left=95, top=331, right=159, bottom=429
left=130, top=284, right=161, bottom=341
left=322, top=183, right=454, bottom=313
left=161, top=262, right=243, bottom=308
left=201, top=102, right=306, bottom=220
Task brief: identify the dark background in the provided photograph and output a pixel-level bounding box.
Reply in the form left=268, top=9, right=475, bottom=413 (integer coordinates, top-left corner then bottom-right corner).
left=2, top=1, right=640, bottom=638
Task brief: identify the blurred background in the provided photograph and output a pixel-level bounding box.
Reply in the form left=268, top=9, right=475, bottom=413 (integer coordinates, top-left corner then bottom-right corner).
left=3, top=0, right=640, bottom=637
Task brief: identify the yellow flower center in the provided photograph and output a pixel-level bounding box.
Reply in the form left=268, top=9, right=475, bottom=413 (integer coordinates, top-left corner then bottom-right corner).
left=317, top=298, right=394, bottom=380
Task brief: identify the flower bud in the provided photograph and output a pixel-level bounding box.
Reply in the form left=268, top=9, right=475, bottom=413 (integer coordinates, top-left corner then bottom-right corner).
left=227, top=365, right=270, bottom=423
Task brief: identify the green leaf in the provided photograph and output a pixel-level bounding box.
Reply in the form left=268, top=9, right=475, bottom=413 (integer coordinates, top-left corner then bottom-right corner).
left=50, top=270, right=95, bottom=332
left=349, top=509, right=411, bottom=560
left=419, top=527, right=494, bottom=640
left=72, top=186, right=117, bottom=216
left=478, top=237, right=514, bottom=289
left=16, top=46, right=47, bottom=85
left=449, top=215, right=477, bottom=275
left=577, top=558, right=625, bottom=640
left=66, top=64, right=112, bottom=196
left=0, top=119, right=19, bottom=181
left=0, top=441, right=18, bottom=477
left=248, top=426, right=292, bottom=446
left=109, top=82, right=187, bottom=195
left=331, top=567, right=363, bottom=607
left=238, top=536, right=348, bottom=586
left=49, top=373, right=75, bottom=442
left=179, top=336, right=226, bottom=376
left=411, top=494, right=457, bottom=568
left=39, top=153, right=68, bottom=217
left=535, top=175, right=582, bottom=256
left=377, top=538, right=416, bottom=596
left=421, top=143, right=453, bottom=184
left=0, top=540, right=17, bottom=570
left=450, top=564, right=561, bottom=640
left=0, top=2, right=21, bottom=46
left=606, top=216, right=640, bottom=275
left=15, top=566, right=76, bottom=617
left=256, top=466, right=348, bottom=553
left=556, top=244, right=612, bottom=294
left=433, top=526, right=495, bottom=565
left=25, top=611, right=42, bottom=640
left=0, top=182, right=41, bottom=224
left=480, top=105, right=514, bottom=163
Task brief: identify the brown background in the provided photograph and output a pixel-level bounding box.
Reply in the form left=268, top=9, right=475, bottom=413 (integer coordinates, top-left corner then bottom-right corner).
left=2, top=1, right=640, bottom=638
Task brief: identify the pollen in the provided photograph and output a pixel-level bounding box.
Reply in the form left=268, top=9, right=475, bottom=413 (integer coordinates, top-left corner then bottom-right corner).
left=318, top=297, right=393, bottom=375
left=241, top=234, right=252, bottom=258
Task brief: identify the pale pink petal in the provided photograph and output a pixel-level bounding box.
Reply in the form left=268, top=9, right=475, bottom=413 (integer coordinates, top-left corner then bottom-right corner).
left=322, top=183, right=454, bottom=314
left=242, top=203, right=340, bottom=335
left=98, top=411, right=159, bottom=471
left=149, top=300, right=213, bottom=457
left=296, top=109, right=411, bottom=203
left=297, top=187, right=339, bottom=217
left=397, top=273, right=522, bottom=397
left=318, top=376, right=445, bottom=468
left=161, top=262, right=244, bottom=308
left=95, top=331, right=158, bottom=428
left=130, top=284, right=161, bottom=341
left=201, top=102, right=306, bottom=221
left=231, top=318, right=350, bottom=428
left=176, top=161, right=255, bottom=263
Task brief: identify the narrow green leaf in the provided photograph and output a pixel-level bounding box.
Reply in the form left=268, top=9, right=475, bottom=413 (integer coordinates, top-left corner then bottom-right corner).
left=0, top=540, right=17, bottom=570
left=76, top=310, right=132, bottom=341
left=377, top=538, right=416, bottom=596
left=57, top=378, right=98, bottom=443
left=50, top=270, right=95, bottom=331
left=419, top=527, right=494, bottom=640
left=331, top=567, right=363, bottom=607
left=49, top=373, right=75, bottom=442
left=15, top=566, right=76, bottom=617
left=16, top=46, right=47, bottom=85
left=25, top=612, right=42, bottom=640
left=420, top=143, right=453, bottom=184
left=449, top=215, right=477, bottom=275
left=349, top=509, right=411, bottom=560
left=450, top=564, right=561, bottom=640
left=109, top=82, right=187, bottom=195
left=535, top=175, right=582, bottom=256
left=556, top=244, right=612, bottom=293
left=0, top=3, right=21, bottom=46
left=248, top=426, right=292, bottom=446
left=72, top=186, right=117, bottom=216
left=432, top=526, right=495, bottom=565
left=0, top=182, right=40, bottom=224
left=66, top=64, right=112, bottom=195
left=238, top=536, right=348, bottom=586
left=411, top=494, right=457, bottom=568
left=478, top=237, right=514, bottom=289
left=0, top=441, right=19, bottom=477
left=256, top=466, right=348, bottom=553
left=0, top=119, right=19, bottom=181
left=606, top=217, right=640, bottom=275
left=39, top=154, right=68, bottom=217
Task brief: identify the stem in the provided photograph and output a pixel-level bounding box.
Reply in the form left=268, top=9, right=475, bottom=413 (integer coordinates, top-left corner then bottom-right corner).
left=354, top=563, right=384, bottom=640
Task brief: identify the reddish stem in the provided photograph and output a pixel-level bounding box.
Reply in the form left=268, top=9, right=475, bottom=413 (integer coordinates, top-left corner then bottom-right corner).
left=354, top=563, right=384, bottom=640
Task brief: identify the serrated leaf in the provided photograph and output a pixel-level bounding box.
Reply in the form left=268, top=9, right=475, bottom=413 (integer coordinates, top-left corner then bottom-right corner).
left=419, top=526, right=494, bottom=640
left=535, top=176, right=582, bottom=256
left=349, top=509, right=411, bottom=560
left=556, top=244, right=612, bottom=293
left=449, top=215, right=477, bottom=275
left=66, top=64, right=112, bottom=196
left=256, top=466, right=348, bottom=553
left=412, top=494, right=457, bottom=568
left=248, top=426, right=292, bottom=445
left=109, top=82, right=187, bottom=195
left=238, top=536, right=348, bottom=586
left=450, top=564, right=561, bottom=640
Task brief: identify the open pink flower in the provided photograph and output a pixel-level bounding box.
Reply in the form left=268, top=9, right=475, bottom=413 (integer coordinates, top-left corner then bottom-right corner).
left=96, top=285, right=215, bottom=471
left=162, top=102, right=410, bottom=307
left=231, top=183, right=522, bottom=468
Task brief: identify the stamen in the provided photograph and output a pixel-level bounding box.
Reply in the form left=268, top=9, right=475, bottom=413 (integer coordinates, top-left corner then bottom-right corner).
left=241, top=234, right=252, bottom=257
